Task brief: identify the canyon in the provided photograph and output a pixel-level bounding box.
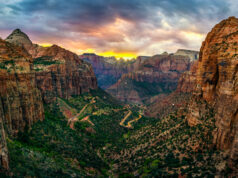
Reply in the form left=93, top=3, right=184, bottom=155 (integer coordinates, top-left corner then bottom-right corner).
left=79, top=53, right=135, bottom=89
left=82, top=50, right=199, bottom=104
left=107, top=53, right=194, bottom=104
left=0, top=16, right=237, bottom=177
left=147, top=16, right=238, bottom=174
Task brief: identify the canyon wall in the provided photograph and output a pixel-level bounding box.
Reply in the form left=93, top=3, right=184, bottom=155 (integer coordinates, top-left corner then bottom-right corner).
left=0, top=29, right=98, bottom=172
left=6, top=29, right=98, bottom=103
left=0, top=39, right=44, bottom=171
left=174, top=49, right=199, bottom=61
left=195, top=16, right=238, bottom=171
left=107, top=54, right=191, bottom=103
left=147, top=18, right=238, bottom=173
left=176, top=17, right=238, bottom=172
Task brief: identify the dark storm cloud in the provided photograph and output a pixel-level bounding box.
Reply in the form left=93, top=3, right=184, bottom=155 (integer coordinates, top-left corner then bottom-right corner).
left=8, top=0, right=230, bottom=30
left=0, top=0, right=236, bottom=56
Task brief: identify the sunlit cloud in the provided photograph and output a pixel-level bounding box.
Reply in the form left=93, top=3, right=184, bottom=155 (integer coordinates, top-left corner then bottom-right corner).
left=39, top=43, right=52, bottom=47
left=0, top=0, right=237, bottom=59
left=98, top=51, right=137, bottom=60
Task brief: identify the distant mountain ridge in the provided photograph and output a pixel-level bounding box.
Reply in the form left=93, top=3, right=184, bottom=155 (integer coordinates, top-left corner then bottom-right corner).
left=79, top=53, right=137, bottom=89
left=81, top=50, right=199, bottom=103
left=106, top=53, right=194, bottom=104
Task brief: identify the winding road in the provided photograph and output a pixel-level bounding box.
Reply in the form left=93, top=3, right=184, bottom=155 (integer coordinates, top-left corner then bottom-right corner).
left=120, top=110, right=142, bottom=129
left=67, top=98, right=95, bottom=129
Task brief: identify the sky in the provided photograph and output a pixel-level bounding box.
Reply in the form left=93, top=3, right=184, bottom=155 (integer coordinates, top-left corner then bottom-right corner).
left=0, top=0, right=237, bottom=59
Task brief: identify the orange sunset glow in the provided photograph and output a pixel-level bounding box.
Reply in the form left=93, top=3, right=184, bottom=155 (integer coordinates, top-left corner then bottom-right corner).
left=0, top=0, right=237, bottom=59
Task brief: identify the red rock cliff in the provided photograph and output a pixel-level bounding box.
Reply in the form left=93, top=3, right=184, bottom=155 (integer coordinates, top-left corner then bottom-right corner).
left=183, top=17, right=238, bottom=172
left=107, top=54, right=191, bottom=103
left=198, top=17, right=238, bottom=170
left=176, top=61, right=198, bottom=93
left=32, top=45, right=97, bottom=103
left=6, top=29, right=98, bottom=103
left=0, top=39, right=44, bottom=171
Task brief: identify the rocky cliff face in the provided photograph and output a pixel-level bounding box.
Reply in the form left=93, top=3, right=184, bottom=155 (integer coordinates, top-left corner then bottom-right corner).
left=0, top=29, right=98, bottom=172
left=32, top=46, right=97, bottom=103
left=178, top=17, right=238, bottom=173
left=107, top=54, right=191, bottom=103
left=0, top=39, right=44, bottom=171
left=6, top=30, right=98, bottom=103
left=79, top=53, right=137, bottom=89
left=176, top=61, right=198, bottom=93
left=196, top=16, right=238, bottom=171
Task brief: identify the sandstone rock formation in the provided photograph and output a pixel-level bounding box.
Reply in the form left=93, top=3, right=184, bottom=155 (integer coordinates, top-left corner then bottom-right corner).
left=5, top=29, right=33, bottom=51
left=33, top=46, right=97, bottom=103
left=196, top=16, right=238, bottom=172
left=0, top=29, right=98, bottom=172
left=107, top=54, right=191, bottom=103
left=177, top=16, right=238, bottom=173
left=176, top=61, right=198, bottom=93
left=0, top=39, right=44, bottom=171
left=6, top=29, right=98, bottom=103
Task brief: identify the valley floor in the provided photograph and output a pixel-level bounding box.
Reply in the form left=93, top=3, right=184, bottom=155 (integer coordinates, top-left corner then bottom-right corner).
left=4, top=89, right=233, bottom=177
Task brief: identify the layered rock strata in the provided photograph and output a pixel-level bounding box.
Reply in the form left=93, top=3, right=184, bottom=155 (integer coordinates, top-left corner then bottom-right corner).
left=180, top=16, right=238, bottom=173
left=6, top=29, right=98, bottom=103
left=107, top=54, right=191, bottom=103
left=0, top=39, right=44, bottom=171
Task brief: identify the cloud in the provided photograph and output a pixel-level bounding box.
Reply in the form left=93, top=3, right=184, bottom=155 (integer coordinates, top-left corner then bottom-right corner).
left=0, top=0, right=236, bottom=57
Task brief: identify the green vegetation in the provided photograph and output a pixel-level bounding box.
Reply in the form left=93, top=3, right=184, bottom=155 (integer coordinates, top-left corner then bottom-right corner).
left=7, top=89, right=227, bottom=177
left=7, top=89, right=128, bottom=177
left=101, top=99, right=225, bottom=177
left=33, top=56, right=62, bottom=66
left=8, top=102, right=108, bottom=177
left=0, top=60, right=15, bottom=70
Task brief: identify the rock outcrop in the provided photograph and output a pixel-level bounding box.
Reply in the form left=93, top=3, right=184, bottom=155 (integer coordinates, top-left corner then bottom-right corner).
left=81, top=50, right=196, bottom=93
left=6, top=30, right=98, bottom=103
left=5, top=29, right=33, bottom=51
left=107, top=54, right=191, bottom=103
left=33, top=46, right=97, bottom=103
left=0, top=39, right=44, bottom=171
